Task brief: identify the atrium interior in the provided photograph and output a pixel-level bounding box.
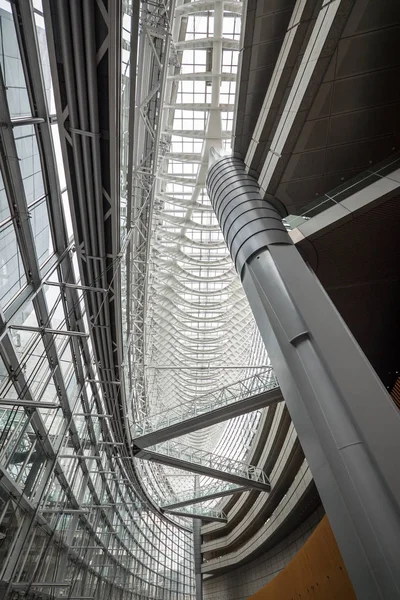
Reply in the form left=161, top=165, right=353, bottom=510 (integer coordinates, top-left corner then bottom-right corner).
left=0, top=1, right=399, bottom=600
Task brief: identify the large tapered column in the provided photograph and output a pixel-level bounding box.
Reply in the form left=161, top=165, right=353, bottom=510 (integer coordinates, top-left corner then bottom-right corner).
left=206, top=154, right=400, bottom=600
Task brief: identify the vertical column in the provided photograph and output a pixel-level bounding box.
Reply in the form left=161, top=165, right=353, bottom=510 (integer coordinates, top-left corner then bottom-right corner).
left=193, top=474, right=203, bottom=600
left=211, top=0, right=224, bottom=109
left=193, top=518, right=203, bottom=600
left=204, top=0, right=224, bottom=153
left=206, top=154, right=400, bottom=600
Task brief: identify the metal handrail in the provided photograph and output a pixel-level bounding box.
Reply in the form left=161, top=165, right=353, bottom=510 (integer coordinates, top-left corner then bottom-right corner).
left=165, top=505, right=227, bottom=521
left=161, top=480, right=246, bottom=507
left=148, top=439, right=270, bottom=485
left=133, top=369, right=278, bottom=437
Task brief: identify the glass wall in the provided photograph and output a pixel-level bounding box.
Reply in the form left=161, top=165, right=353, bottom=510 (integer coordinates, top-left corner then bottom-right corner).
left=0, top=1, right=195, bottom=599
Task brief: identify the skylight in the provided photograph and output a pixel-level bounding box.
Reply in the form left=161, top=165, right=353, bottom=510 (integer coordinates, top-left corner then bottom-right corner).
left=136, top=0, right=269, bottom=507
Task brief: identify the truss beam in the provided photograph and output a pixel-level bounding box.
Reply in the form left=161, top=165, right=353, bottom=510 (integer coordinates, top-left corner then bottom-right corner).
left=163, top=128, right=231, bottom=139
left=162, top=482, right=249, bottom=509
left=163, top=506, right=227, bottom=523
left=175, top=1, right=241, bottom=15
left=164, top=103, right=234, bottom=111
left=133, top=371, right=282, bottom=448
left=134, top=386, right=282, bottom=448
left=167, top=71, right=236, bottom=82
left=134, top=441, right=270, bottom=491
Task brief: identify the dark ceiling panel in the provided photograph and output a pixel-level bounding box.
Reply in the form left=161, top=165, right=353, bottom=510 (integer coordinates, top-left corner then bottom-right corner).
left=234, top=0, right=296, bottom=158
left=335, top=25, right=400, bottom=78
left=268, top=2, right=400, bottom=212
left=308, top=67, right=400, bottom=121
left=306, top=194, right=400, bottom=387
left=327, top=104, right=398, bottom=146
left=341, top=0, right=400, bottom=36
left=276, top=167, right=372, bottom=211
left=236, top=0, right=400, bottom=212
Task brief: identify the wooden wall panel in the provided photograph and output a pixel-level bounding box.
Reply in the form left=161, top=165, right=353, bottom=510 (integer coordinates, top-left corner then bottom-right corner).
left=248, top=516, right=356, bottom=600
left=391, top=376, right=400, bottom=410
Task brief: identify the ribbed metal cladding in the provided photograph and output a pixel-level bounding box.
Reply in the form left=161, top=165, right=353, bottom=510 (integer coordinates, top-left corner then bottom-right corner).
left=206, top=156, right=291, bottom=278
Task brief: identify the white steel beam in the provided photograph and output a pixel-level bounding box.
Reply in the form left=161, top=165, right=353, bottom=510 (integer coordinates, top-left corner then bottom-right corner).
left=167, top=71, right=236, bottom=81
left=164, top=103, right=235, bottom=111
left=164, top=507, right=227, bottom=522
left=176, top=1, right=241, bottom=15
left=175, top=38, right=239, bottom=50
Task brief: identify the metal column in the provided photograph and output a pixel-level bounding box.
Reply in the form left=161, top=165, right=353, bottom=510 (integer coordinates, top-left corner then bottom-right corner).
left=193, top=519, right=203, bottom=600
left=193, top=474, right=203, bottom=600
left=206, top=153, right=400, bottom=600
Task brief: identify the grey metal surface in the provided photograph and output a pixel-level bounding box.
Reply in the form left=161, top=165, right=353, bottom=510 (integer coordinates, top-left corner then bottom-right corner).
left=239, top=0, right=400, bottom=213
left=207, top=156, right=288, bottom=275
left=206, top=155, right=400, bottom=599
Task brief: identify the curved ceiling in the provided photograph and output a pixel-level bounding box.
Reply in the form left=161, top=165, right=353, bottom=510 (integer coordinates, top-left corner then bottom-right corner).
left=137, top=0, right=270, bottom=505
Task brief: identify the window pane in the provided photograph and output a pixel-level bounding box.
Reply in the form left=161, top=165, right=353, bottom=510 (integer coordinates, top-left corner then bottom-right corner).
left=0, top=353, right=8, bottom=389
left=61, top=190, right=73, bottom=239
left=10, top=299, right=38, bottom=361
left=0, top=3, right=31, bottom=117
left=30, top=198, right=53, bottom=266
left=44, top=274, right=66, bottom=330
left=0, top=221, right=26, bottom=307
left=14, top=125, right=45, bottom=205
left=0, top=169, right=9, bottom=224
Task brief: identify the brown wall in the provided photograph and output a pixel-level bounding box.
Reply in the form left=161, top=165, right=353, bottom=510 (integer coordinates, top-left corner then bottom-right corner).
left=248, top=516, right=356, bottom=600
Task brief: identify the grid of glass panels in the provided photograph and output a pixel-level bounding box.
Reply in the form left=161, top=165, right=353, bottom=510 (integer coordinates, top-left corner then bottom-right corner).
left=0, top=2, right=194, bottom=599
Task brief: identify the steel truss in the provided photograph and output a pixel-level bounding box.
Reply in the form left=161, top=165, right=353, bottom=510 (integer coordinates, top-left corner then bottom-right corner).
left=133, top=370, right=282, bottom=448
left=164, top=505, right=227, bottom=523
left=161, top=480, right=250, bottom=509
left=126, top=0, right=176, bottom=429
left=135, top=440, right=270, bottom=490
left=41, top=0, right=128, bottom=455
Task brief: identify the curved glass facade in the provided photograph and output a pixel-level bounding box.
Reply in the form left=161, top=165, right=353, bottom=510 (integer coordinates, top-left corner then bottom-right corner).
left=0, top=1, right=194, bottom=598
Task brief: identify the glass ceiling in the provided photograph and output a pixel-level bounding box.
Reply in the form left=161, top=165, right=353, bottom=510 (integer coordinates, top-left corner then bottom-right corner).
left=137, top=0, right=269, bottom=507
